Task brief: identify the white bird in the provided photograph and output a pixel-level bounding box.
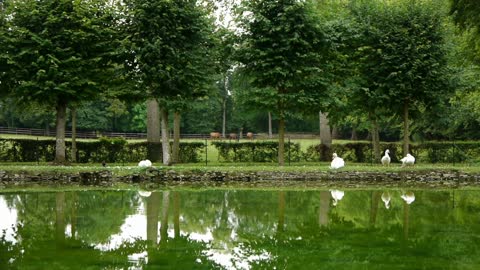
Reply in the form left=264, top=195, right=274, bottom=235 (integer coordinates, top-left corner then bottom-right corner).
left=330, top=152, right=345, bottom=170
left=381, top=192, right=391, bottom=209
left=400, top=153, right=415, bottom=167
left=401, top=191, right=415, bottom=204
left=381, top=149, right=391, bottom=166
left=138, top=191, right=152, bottom=197
left=138, top=159, right=152, bottom=167
left=330, top=189, right=345, bottom=206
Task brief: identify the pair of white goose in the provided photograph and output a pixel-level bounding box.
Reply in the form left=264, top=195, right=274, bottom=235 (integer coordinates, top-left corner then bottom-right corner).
left=381, top=149, right=415, bottom=167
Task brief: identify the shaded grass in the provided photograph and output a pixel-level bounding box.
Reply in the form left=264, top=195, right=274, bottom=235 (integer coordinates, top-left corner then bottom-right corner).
left=1, top=161, right=479, bottom=175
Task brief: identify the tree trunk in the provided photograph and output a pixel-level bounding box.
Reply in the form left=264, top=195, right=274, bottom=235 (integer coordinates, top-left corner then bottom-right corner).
left=351, top=127, right=358, bottom=141
left=332, top=127, right=339, bottom=139
left=318, top=191, right=330, bottom=227
left=268, top=111, right=273, bottom=138
left=71, top=192, right=77, bottom=240
left=147, top=192, right=160, bottom=246
left=403, top=99, right=410, bottom=156
left=55, top=192, right=66, bottom=244
left=160, top=106, right=171, bottom=165
left=55, top=100, right=67, bottom=164
left=173, top=192, right=180, bottom=239
left=147, top=98, right=161, bottom=162
left=71, top=107, right=77, bottom=163
left=278, top=116, right=285, bottom=166
left=371, top=117, right=381, bottom=162
left=370, top=191, right=381, bottom=228
left=160, top=191, right=170, bottom=243
left=277, top=191, right=285, bottom=234
left=319, top=111, right=332, bottom=161
left=172, top=111, right=181, bottom=164
left=319, top=112, right=332, bottom=146
left=222, top=98, right=227, bottom=138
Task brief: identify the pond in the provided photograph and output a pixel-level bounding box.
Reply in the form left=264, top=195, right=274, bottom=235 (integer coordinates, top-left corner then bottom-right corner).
left=1, top=188, right=480, bottom=269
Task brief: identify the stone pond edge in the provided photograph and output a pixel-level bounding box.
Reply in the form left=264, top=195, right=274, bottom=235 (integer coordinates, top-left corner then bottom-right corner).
left=1, top=169, right=480, bottom=189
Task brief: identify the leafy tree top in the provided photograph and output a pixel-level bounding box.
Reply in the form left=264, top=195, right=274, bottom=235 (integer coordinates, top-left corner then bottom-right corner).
left=124, top=0, right=217, bottom=101
left=352, top=0, right=451, bottom=112
left=236, top=0, right=325, bottom=94
left=0, top=0, right=120, bottom=106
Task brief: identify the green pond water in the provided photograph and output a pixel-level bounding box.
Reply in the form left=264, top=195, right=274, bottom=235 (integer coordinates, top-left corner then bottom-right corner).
left=1, top=188, right=479, bottom=269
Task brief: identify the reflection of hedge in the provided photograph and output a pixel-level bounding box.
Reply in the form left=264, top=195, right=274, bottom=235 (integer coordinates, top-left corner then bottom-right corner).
left=211, top=141, right=301, bottom=162
left=0, top=138, right=205, bottom=163
left=304, top=142, right=480, bottom=163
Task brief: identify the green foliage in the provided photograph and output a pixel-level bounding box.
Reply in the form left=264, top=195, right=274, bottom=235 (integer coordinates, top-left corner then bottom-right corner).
left=0, top=138, right=205, bottom=163
left=124, top=0, right=216, bottom=101
left=236, top=0, right=327, bottom=113
left=211, top=141, right=301, bottom=162
left=304, top=141, right=480, bottom=163
left=352, top=0, right=452, bottom=113
left=0, top=0, right=121, bottom=106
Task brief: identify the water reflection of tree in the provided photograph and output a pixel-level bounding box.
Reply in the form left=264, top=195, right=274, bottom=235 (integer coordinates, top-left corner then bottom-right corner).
left=3, top=190, right=480, bottom=269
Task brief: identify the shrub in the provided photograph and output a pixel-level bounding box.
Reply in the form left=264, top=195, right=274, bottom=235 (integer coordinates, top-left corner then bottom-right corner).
left=211, top=141, right=301, bottom=162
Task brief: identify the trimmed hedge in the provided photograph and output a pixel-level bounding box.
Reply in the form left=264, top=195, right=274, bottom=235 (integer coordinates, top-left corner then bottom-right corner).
left=304, top=141, right=480, bottom=163
left=0, top=137, right=477, bottom=164
left=0, top=138, right=205, bottom=163
left=211, top=141, right=302, bottom=162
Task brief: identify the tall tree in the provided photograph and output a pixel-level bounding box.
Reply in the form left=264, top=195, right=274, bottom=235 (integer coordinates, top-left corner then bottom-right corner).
left=352, top=0, right=452, bottom=155
left=0, top=0, right=122, bottom=164
left=236, top=0, right=326, bottom=166
left=124, top=0, right=216, bottom=165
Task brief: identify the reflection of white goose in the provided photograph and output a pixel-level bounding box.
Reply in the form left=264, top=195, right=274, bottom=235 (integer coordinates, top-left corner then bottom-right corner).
left=381, top=192, right=391, bottom=209
left=330, top=153, right=345, bottom=170
left=401, top=191, right=415, bottom=204
left=138, top=191, right=152, bottom=197
left=330, top=189, right=344, bottom=206
left=381, top=149, right=391, bottom=166
left=138, top=159, right=152, bottom=167
left=400, top=154, right=415, bottom=167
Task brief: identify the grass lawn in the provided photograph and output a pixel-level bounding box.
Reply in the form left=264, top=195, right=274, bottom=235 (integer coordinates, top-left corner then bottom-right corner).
left=1, top=161, right=479, bottom=175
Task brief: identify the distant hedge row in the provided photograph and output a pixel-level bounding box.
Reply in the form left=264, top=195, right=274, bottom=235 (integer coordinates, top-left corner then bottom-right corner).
left=304, top=142, right=480, bottom=164
left=0, top=138, right=204, bottom=163
left=211, top=141, right=302, bottom=162
left=0, top=138, right=478, bottom=164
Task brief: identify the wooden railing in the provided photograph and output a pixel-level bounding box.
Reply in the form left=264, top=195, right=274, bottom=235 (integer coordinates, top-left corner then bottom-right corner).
left=0, top=126, right=320, bottom=140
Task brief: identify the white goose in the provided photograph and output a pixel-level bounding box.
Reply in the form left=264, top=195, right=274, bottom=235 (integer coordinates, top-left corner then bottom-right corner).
left=138, top=191, right=152, bottom=197
left=330, top=189, right=345, bottom=206
left=330, top=152, right=345, bottom=170
left=400, top=153, right=415, bottom=167
left=381, top=149, right=391, bottom=166
left=401, top=191, right=415, bottom=204
left=381, top=192, right=391, bottom=209
left=138, top=159, right=152, bottom=167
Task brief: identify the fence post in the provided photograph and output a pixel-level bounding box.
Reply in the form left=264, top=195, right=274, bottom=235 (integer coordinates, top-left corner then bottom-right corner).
left=205, top=137, right=208, bottom=166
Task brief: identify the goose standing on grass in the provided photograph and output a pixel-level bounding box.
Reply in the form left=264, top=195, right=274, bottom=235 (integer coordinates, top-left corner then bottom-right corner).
left=330, top=189, right=345, bottom=206
left=381, top=149, right=391, bottom=166
left=330, top=152, right=345, bottom=170
left=401, top=191, right=415, bottom=204
left=138, top=159, right=152, bottom=167
left=400, top=153, right=415, bottom=167
left=381, top=192, right=391, bottom=209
